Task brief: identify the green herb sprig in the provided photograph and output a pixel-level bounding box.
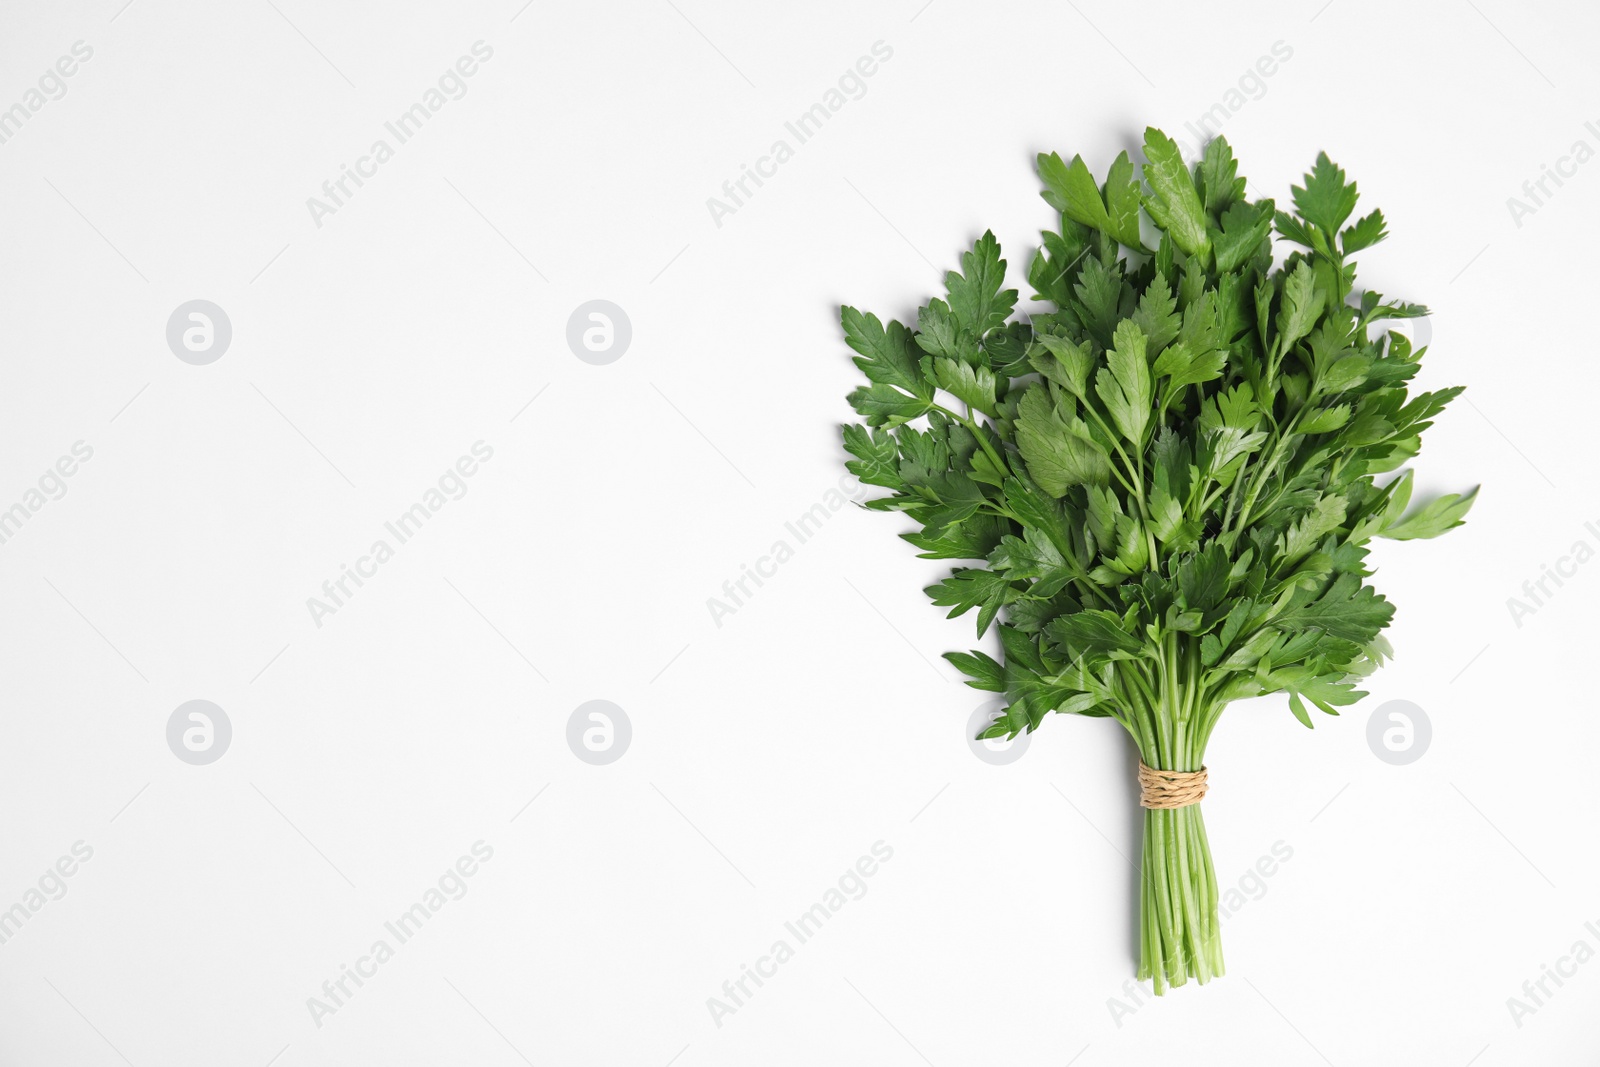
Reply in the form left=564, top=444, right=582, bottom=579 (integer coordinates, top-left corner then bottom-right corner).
left=839, top=127, right=1477, bottom=993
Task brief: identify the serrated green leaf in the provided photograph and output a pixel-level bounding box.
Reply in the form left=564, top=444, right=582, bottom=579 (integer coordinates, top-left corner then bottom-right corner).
left=1279, top=493, right=1347, bottom=567
left=1048, top=609, right=1141, bottom=655
left=1340, top=209, right=1387, bottom=254
left=1073, top=256, right=1126, bottom=344
left=934, top=357, right=998, bottom=415
left=1141, top=127, right=1211, bottom=257
left=1103, top=150, right=1146, bottom=249
left=842, top=308, right=929, bottom=398
left=848, top=384, right=929, bottom=426
left=945, top=649, right=1006, bottom=692
left=1292, top=152, right=1360, bottom=236
left=1030, top=334, right=1094, bottom=398
left=1212, top=199, right=1274, bottom=273
left=1273, top=573, right=1394, bottom=643
left=1276, top=261, right=1322, bottom=355
left=1096, top=320, right=1152, bottom=445
left=1153, top=340, right=1226, bottom=402
left=1132, top=274, right=1180, bottom=353
left=1197, top=135, right=1247, bottom=218
left=1381, top=486, right=1479, bottom=540
left=945, top=230, right=1018, bottom=337
left=926, top=567, right=1013, bottom=636
left=915, top=298, right=968, bottom=362
left=842, top=424, right=901, bottom=488
left=1298, top=405, right=1351, bottom=435
left=1287, top=691, right=1315, bottom=728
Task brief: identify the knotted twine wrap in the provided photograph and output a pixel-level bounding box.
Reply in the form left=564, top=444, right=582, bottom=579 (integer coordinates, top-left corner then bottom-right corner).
left=1138, top=762, right=1209, bottom=809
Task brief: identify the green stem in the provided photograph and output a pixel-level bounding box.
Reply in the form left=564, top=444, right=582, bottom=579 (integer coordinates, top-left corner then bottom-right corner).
left=1131, top=650, right=1226, bottom=994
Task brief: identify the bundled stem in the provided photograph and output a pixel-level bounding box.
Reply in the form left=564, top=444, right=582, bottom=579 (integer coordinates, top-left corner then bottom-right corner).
left=1121, top=636, right=1225, bottom=993
left=1140, top=804, right=1222, bottom=993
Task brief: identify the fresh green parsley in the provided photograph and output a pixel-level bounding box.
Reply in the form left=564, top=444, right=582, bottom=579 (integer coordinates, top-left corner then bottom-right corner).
left=840, top=128, right=1477, bottom=993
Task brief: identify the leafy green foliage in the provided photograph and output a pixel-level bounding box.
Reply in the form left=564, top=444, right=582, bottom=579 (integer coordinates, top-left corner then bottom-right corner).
left=840, top=128, right=1477, bottom=747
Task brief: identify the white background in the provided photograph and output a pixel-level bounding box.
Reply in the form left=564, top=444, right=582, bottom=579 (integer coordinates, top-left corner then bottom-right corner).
left=1, top=0, right=1596, bottom=1063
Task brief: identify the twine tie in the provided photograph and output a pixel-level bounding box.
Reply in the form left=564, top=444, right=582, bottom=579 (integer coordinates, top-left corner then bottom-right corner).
left=1137, top=762, right=1208, bottom=809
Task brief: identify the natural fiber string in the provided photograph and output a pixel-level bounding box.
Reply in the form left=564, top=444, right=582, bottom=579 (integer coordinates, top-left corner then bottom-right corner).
left=1137, top=762, right=1208, bottom=809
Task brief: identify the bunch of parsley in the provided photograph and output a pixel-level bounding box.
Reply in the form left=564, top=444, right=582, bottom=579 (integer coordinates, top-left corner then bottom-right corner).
left=839, top=128, right=1476, bottom=993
